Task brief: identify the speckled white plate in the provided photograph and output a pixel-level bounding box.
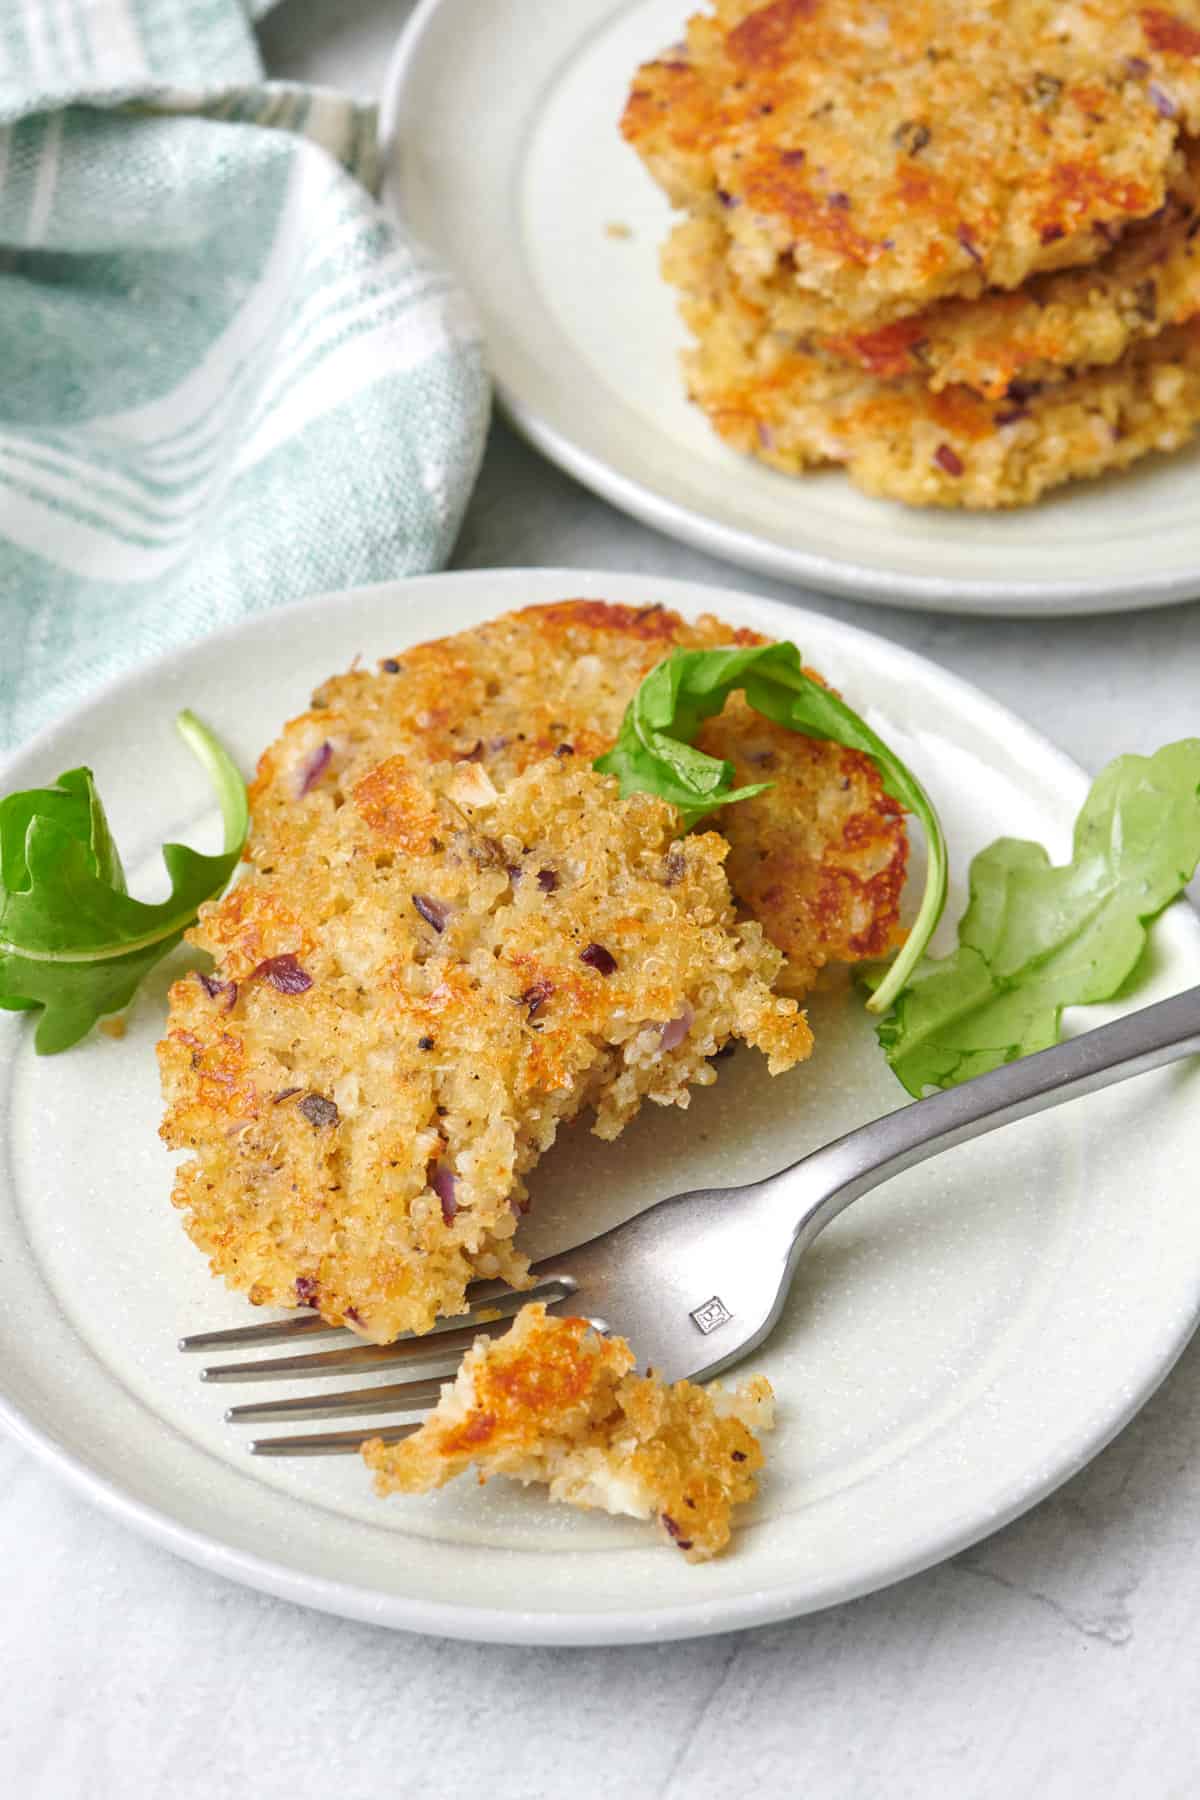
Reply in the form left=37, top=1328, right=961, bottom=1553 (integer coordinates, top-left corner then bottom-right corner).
left=381, top=0, right=1200, bottom=616
left=3, top=568, right=1200, bottom=1645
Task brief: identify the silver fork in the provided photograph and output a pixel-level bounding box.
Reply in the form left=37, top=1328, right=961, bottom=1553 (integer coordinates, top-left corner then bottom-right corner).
left=184, top=983, right=1200, bottom=1456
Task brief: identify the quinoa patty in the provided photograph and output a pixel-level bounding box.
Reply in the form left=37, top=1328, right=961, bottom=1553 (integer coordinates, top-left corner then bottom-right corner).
left=363, top=1302, right=775, bottom=1561
left=665, top=142, right=1200, bottom=400
left=623, top=0, right=1200, bottom=330
left=676, top=250, right=1200, bottom=505
left=160, top=754, right=809, bottom=1342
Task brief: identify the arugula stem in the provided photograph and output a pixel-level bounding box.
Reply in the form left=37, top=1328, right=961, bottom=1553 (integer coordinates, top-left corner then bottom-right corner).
left=865, top=809, right=948, bottom=1015
left=176, top=709, right=249, bottom=855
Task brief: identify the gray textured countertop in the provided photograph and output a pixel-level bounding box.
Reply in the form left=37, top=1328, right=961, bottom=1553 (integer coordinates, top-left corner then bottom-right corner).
left=8, top=5, right=1200, bottom=1796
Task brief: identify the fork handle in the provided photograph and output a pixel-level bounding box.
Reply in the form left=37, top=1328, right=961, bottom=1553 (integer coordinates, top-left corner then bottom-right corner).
left=778, top=982, right=1200, bottom=1255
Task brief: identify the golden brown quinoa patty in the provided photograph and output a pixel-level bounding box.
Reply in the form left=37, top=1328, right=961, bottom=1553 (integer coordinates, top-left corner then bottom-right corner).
left=248, top=601, right=909, bottom=997
left=363, top=1303, right=775, bottom=1562
left=666, top=143, right=1200, bottom=398
left=676, top=249, right=1200, bottom=505
left=623, top=0, right=1200, bottom=330
left=160, top=753, right=809, bottom=1342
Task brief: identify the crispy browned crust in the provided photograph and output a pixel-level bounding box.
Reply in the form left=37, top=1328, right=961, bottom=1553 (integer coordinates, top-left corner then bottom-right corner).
left=730, top=144, right=1200, bottom=397
left=623, top=0, right=1200, bottom=330
left=363, top=1303, right=775, bottom=1561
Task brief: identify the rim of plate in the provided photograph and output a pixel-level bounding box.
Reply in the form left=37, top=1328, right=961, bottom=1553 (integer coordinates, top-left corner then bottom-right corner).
left=380, top=0, right=1200, bottom=618
left=2, top=568, right=1199, bottom=1646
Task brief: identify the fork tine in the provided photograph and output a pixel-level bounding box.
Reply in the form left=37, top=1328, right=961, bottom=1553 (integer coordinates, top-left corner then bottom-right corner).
left=202, top=1287, right=574, bottom=1384
left=184, top=1275, right=576, bottom=1364
left=251, top=1422, right=421, bottom=1457
left=201, top=1331, right=478, bottom=1385
left=179, top=1314, right=339, bottom=1352
left=226, top=1376, right=448, bottom=1424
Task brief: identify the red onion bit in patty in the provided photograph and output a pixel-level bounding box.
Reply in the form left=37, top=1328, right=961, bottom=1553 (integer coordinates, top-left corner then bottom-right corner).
left=197, top=970, right=238, bottom=1011
left=660, top=1513, right=694, bottom=1551
left=296, top=740, right=333, bottom=797
left=412, top=893, right=449, bottom=932
left=580, top=942, right=618, bottom=976
left=1149, top=82, right=1177, bottom=118
left=251, top=954, right=313, bottom=995
left=934, top=443, right=964, bottom=477
left=431, top=1163, right=458, bottom=1224
left=659, top=1004, right=694, bottom=1052
left=294, top=1276, right=320, bottom=1306
left=516, top=980, right=553, bottom=1019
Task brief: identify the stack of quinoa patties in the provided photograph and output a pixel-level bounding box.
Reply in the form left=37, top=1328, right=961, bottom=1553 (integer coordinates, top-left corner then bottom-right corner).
left=622, top=0, right=1200, bottom=506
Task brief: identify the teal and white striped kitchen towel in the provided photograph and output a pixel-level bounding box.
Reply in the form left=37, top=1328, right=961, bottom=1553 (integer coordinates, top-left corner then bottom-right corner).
left=0, top=0, right=490, bottom=750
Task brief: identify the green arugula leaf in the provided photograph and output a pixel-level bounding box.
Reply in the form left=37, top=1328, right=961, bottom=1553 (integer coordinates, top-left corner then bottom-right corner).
left=594, top=642, right=947, bottom=1011
left=872, top=739, right=1200, bottom=1096
left=0, top=710, right=248, bottom=1053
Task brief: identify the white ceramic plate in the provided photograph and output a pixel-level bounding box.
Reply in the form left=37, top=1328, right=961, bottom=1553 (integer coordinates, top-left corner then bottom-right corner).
left=381, top=0, right=1200, bottom=616
left=3, top=568, right=1200, bottom=1646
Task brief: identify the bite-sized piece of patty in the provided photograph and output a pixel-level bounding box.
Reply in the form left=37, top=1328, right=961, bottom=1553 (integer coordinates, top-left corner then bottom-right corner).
left=249, top=601, right=908, bottom=997
left=741, top=146, right=1200, bottom=398
left=675, top=248, right=1200, bottom=505
left=363, top=1303, right=775, bottom=1562
left=160, top=757, right=810, bottom=1342
left=624, top=0, right=1200, bottom=330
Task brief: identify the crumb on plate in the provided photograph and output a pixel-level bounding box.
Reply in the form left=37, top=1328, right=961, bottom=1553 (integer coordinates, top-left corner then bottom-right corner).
left=363, top=1302, right=775, bottom=1561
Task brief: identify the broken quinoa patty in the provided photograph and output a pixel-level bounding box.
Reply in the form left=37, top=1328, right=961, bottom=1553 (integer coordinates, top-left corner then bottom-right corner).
left=248, top=600, right=909, bottom=998
left=159, top=754, right=810, bottom=1342
left=363, top=1303, right=775, bottom=1562
left=623, top=0, right=1200, bottom=331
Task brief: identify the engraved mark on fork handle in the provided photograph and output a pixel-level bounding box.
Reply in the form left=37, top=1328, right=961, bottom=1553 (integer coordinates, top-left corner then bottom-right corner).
left=690, top=1296, right=733, bottom=1334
